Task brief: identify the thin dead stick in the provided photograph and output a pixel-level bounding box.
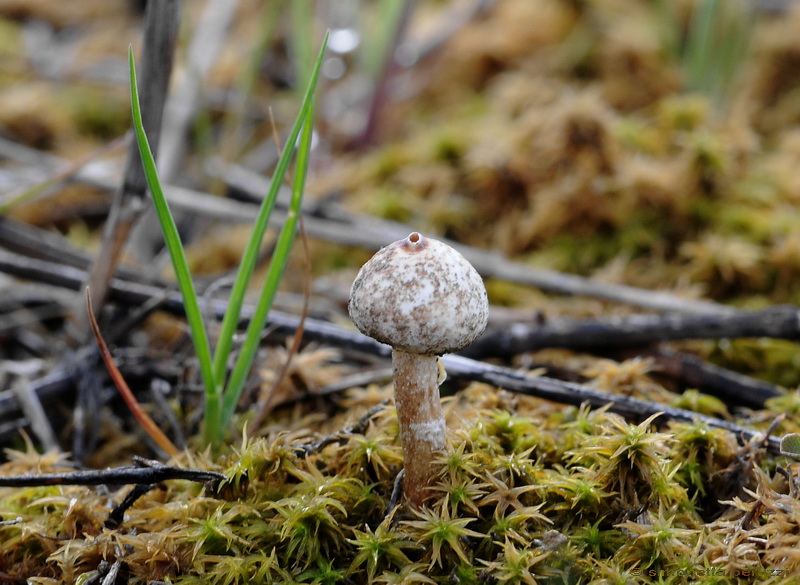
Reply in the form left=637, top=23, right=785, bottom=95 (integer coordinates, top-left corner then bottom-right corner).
left=395, top=0, right=498, bottom=68
left=0, top=136, right=126, bottom=214
left=100, top=560, right=123, bottom=585
left=157, top=0, right=239, bottom=181
left=0, top=217, right=160, bottom=285
left=68, top=2, right=179, bottom=459
left=5, top=229, right=791, bottom=366
left=212, top=162, right=736, bottom=316
left=74, top=0, right=180, bottom=342
left=267, top=107, right=281, bottom=153
left=464, top=306, right=800, bottom=358
left=0, top=370, right=73, bottom=439
left=0, top=216, right=99, bottom=269
left=0, top=458, right=224, bottom=487
left=127, top=0, right=238, bottom=259
left=302, top=401, right=390, bottom=455
left=354, top=0, right=414, bottom=149
left=5, top=361, right=58, bottom=452
left=0, top=249, right=787, bottom=362
left=85, top=287, right=179, bottom=457
left=638, top=347, right=782, bottom=408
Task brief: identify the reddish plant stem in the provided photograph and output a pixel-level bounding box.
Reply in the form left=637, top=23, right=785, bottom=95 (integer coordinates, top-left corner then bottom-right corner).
left=86, top=287, right=179, bottom=457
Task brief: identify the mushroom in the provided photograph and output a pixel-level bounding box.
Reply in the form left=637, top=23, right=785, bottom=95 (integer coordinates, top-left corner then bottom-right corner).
left=349, top=232, right=489, bottom=506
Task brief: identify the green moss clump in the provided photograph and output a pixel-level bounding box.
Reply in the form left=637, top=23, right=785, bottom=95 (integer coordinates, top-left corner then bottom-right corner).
left=62, top=86, right=130, bottom=140
left=2, top=390, right=798, bottom=584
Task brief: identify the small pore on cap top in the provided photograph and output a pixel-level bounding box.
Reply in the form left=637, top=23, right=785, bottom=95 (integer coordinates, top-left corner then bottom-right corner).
left=400, top=231, right=428, bottom=252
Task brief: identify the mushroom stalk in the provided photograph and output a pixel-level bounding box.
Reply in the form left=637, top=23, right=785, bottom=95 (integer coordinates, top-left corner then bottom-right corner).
left=392, top=349, right=446, bottom=506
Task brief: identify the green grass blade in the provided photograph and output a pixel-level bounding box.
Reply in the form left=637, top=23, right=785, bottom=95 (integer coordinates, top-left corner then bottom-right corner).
left=0, top=178, right=60, bottom=215
left=217, top=101, right=316, bottom=440
left=685, top=0, right=718, bottom=96
left=714, top=1, right=752, bottom=102
left=683, top=0, right=752, bottom=107
left=290, top=0, right=314, bottom=87
left=210, top=32, right=329, bottom=397
left=362, top=0, right=407, bottom=77
left=128, top=47, right=220, bottom=444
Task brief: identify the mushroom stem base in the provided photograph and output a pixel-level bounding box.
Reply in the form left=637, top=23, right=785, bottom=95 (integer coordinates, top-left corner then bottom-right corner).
left=392, top=349, right=447, bottom=507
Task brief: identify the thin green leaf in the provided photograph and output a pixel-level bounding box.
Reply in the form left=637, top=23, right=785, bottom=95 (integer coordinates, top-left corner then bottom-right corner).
left=290, top=0, right=314, bottom=88
left=362, top=0, right=407, bottom=76
left=210, top=32, right=329, bottom=400
left=128, top=47, right=220, bottom=444
left=0, top=178, right=60, bottom=215
left=683, top=0, right=751, bottom=106
left=217, top=101, right=317, bottom=440
left=685, top=0, right=718, bottom=95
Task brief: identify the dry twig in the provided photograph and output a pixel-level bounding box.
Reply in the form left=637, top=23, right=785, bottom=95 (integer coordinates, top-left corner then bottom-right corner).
left=75, top=0, right=180, bottom=337
left=0, top=457, right=224, bottom=487
left=466, top=307, right=800, bottom=357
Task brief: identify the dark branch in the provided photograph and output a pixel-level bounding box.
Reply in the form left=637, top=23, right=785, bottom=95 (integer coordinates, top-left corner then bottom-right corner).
left=442, top=355, right=783, bottom=454
left=0, top=460, right=225, bottom=488
left=643, top=347, right=782, bottom=408
left=465, top=307, right=800, bottom=358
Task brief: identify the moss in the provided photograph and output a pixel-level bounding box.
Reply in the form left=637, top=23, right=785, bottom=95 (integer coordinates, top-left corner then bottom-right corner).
left=705, top=338, right=800, bottom=389
left=527, top=213, right=665, bottom=276
left=4, top=386, right=797, bottom=583
left=656, top=95, right=710, bottom=133
left=0, top=17, right=23, bottom=57
left=62, top=85, right=130, bottom=140
left=363, top=187, right=416, bottom=223
left=671, top=390, right=730, bottom=419
left=483, top=278, right=541, bottom=308
left=613, top=116, right=665, bottom=155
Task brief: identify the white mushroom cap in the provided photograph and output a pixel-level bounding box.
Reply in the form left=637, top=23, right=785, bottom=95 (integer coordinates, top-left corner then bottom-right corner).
left=349, top=232, right=489, bottom=355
